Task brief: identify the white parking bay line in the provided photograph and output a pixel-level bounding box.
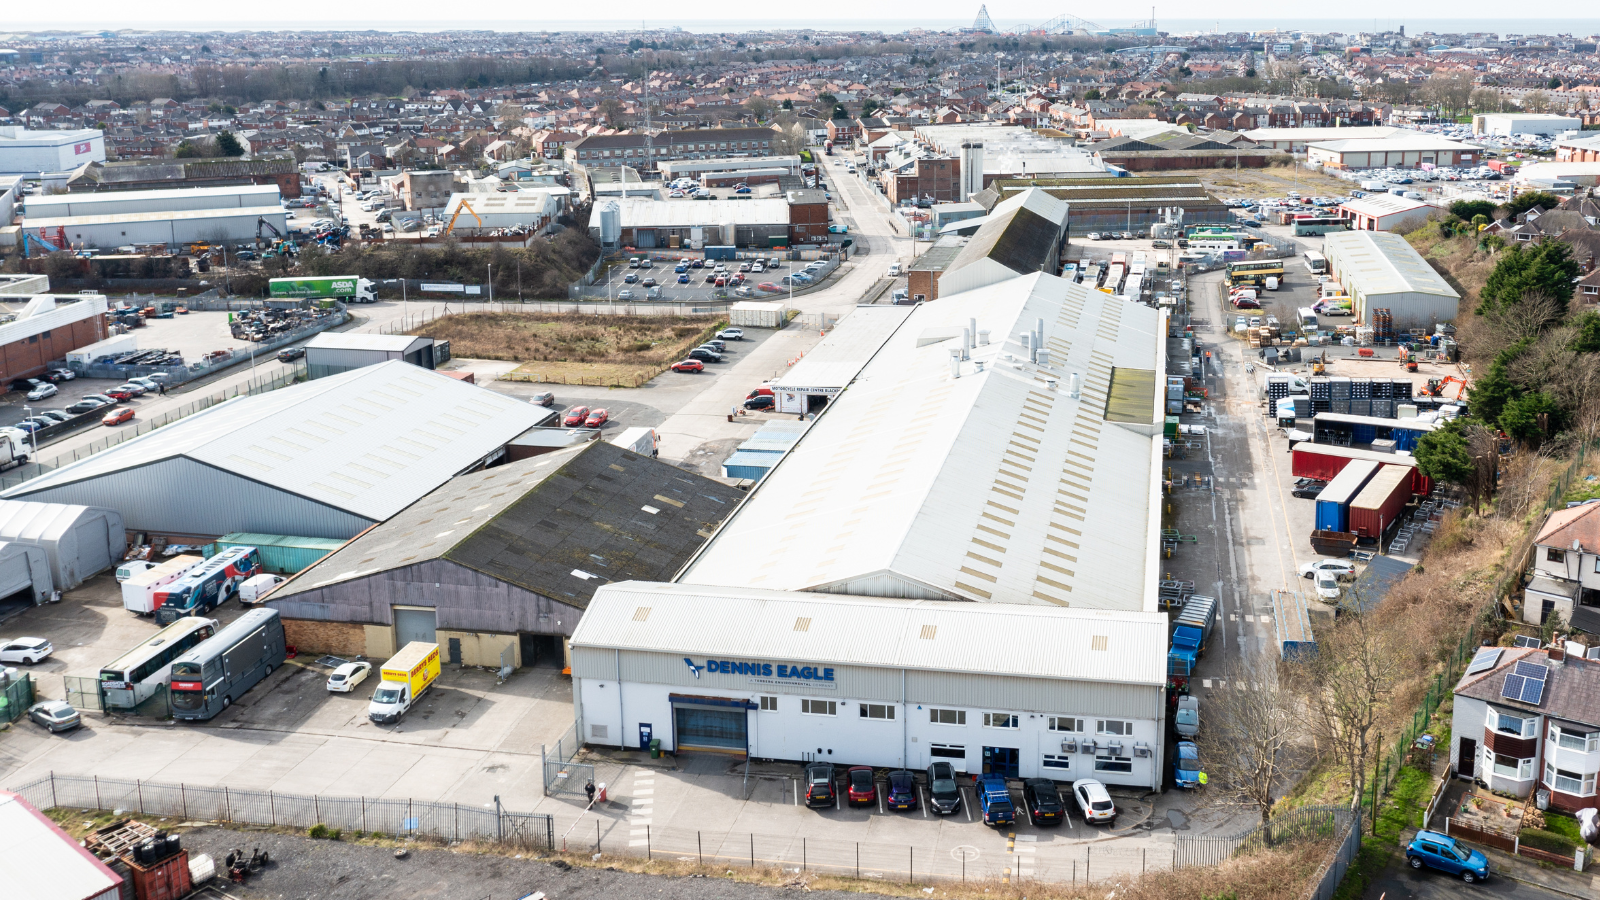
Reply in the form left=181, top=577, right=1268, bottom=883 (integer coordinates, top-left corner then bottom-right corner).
left=1202, top=679, right=1213, bottom=688
left=634, top=789, right=654, bottom=796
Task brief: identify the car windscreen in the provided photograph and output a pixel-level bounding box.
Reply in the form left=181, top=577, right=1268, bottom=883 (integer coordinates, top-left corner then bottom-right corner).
left=932, top=778, right=957, bottom=794
left=373, top=687, right=402, bottom=704
left=1177, top=758, right=1201, bottom=771
left=1176, top=709, right=1198, bottom=724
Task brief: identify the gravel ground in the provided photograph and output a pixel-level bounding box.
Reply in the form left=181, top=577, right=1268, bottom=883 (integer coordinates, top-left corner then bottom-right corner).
left=180, top=826, right=884, bottom=900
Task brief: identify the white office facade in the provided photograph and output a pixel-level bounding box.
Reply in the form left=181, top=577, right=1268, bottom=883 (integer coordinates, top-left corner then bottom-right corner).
left=571, top=583, right=1168, bottom=789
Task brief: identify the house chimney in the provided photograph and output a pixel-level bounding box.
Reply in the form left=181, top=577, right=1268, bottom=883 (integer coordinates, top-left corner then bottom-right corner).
left=1548, top=645, right=1566, bottom=666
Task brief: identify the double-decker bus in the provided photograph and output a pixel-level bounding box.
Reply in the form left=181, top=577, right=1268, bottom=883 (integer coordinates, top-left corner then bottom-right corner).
left=169, top=608, right=286, bottom=721
left=1303, top=250, right=1328, bottom=275
left=1293, top=217, right=1348, bottom=236
left=1226, top=259, right=1286, bottom=287
left=99, top=616, right=219, bottom=710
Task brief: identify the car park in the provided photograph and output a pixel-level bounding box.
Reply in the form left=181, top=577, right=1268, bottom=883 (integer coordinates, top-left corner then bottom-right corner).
left=326, top=661, right=373, bottom=693
left=1174, top=741, right=1204, bottom=789
left=670, top=359, right=705, bottom=373
left=1300, top=559, right=1357, bottom=580
left=1175, top=694, right=1200, bottom=737
left=27, top=699, right=81, bottom=733
left=1072, top=779, right=1116, bottom=824
left=976, top=774, right=1015, bottom=826
left=846, top=766, right=876, bottom=806
left=0, top=636, right=53, bottom=664
left=1406, top=831, right=1489, bottom=883
left=701, top=340, right=726, bottom=353
left=562, top=406, right=590, bottom=427
left=26, top=383, right=57, bottom=401
left=1022, top=778, right=1065, bottom=826
left=884, top=770, right=917, bottom=811
left=925, top=762, right=961, bottom=814
left=583, top=409, right=609, bottom=428
left=103, top=408, right=135, bottom=427
left=804, top=762, right=837, bottom=807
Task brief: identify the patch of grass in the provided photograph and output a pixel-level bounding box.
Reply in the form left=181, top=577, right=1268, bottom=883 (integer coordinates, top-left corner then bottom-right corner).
left=1333, top=765, right=1433, bottom=900
left=1540, top=811, right=1584, bottom=844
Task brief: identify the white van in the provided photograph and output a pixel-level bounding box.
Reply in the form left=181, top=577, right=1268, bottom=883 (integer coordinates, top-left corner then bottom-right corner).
left=611, top=426, right=659, bottom=458
left=1265, top=276, right=1280, bottom=291
left=888, top=262, right=902, bottom=277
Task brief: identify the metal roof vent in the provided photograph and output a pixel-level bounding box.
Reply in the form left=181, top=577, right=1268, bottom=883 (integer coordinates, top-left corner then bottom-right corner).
left=632, top=607, right=652, bottom=622
left=1090, top=635, right=1109, bottom=651
left=794, top=616, right=812, bottom=632
left=920, top=624, right=938, bottom=640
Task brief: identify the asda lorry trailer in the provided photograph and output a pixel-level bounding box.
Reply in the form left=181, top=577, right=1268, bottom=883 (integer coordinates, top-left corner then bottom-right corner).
left=368, top=641, right=441, bottom=724
left=269, top=276, right=377, bottom=304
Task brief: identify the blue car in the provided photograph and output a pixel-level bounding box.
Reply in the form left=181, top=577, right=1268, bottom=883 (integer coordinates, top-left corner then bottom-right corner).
left=677, top=273, right=690, bottom=284
left=1406, top=830, right=1489, bottom=883
left=1174, top=741, right=1203, bottom=789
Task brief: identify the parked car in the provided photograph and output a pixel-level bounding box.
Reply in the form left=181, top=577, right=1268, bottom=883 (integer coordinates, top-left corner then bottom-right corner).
left=1406, top=831, right=1489, bottom=883
left=1072, top=779, right=1116, bottom=824
left=25, top=383, right=57, bottom=401
left=758, top=282, right=781, bottom=292
left=624, top=273, right=639, bottom=284
left=677, top=273, right=690, bottom=284
left=701, top=340, right=726, bottom=353
left=718, top=328, right=745, bottom=341
left=642, top=277, right=657, bottom=288
left=1314, top=572, right=1343, bottom=600
left=45, top=368, right=76, bottom=383
left=1022, top=778, right=1065, bottom=826
left=846, top=766, right=876, bottom=806
left=326, top=661, right=373, bottom=693
left=82, top=393, right=119, bottom=406
left=583, top=409, right=609, bottom=428
left=743, top=395, right=775, bottom=411
left=1174, top=741, right=1204, bottom=789
left=688, top=348, right=722, bottom=363
left=562, top=406, right=590, bottom=427
left=670, top=359, right=705, bottom=373
left=35, top=411, right=70, bottom=424
left=277, top=347, right=306, bottom=362
left=10, top=378, right=45, bottom=394
left=27, top=699, right=81, bottom=733
left=104, top=386, right=138, bottom=401
left=113, top=382, right=148, bottom=397
left=0, top=636, right=53, bottom=665
left=1299, top=559, right=1356, bottom=580
left=1175, top=695, right=1200, bottom=738
left=884, top=770, right=917, bottom=811
left=103, top=408, right=135, bottom=427
left=66, top=399, right=109, bottom=415
left=804, top=762, right=837, bottom=807
left=617, top=290, right=636, bottom=300
left=530, top=391, right=555, bottom=407
left=1291, top=478, right=1326, bottom=499
left=925, top=762, right=961, bottom=814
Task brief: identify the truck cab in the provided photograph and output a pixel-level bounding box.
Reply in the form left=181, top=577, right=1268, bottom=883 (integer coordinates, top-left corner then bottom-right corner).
left=976, top=774, right=1015, bottom=826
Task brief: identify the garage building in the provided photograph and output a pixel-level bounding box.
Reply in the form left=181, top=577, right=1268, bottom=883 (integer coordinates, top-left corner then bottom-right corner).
left=770, top=305, right=914, bottom=414
left=572, top=581, right=1169, bottom=787
left=2, top=361, right=546, bottom=540
left=615, top=198, right=793, bottom=249
left=304, top=333, right=439, bottom=379
left=1336, top=194, right=1434, bottom=232
left=0, top=500, right=124, bottom=591
left=1473, top=114, right=1582, bottom=137
left=1322, top=231, right=1462, bottom=330
left=266, top=441, right=740, bottom=669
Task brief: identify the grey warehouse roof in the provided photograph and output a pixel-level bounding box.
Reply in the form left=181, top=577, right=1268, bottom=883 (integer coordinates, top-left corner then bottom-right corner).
left=3, top=360, right=545, bottom=523
left=1323, top=231, right=1461, bottom=300
left=574, top=581, right=1169, bottom=687
left=273, top=440, right=741, bottom=609
left=306, top=333, right=431, bottom=353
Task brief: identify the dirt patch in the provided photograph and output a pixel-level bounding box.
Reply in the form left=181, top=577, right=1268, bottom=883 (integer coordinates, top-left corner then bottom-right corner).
left=1178, top=166, right=1357, bottom=199
left=410, top=312, right=725, bottom=387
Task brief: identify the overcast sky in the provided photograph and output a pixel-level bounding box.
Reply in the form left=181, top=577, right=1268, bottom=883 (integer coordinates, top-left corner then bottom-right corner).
left=2, top=3, right=1595, bottom=30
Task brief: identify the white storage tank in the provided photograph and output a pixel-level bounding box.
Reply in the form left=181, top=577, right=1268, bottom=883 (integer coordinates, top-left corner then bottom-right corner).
left=0, top=500, right=126, bottom=591
left=597, top=200, right=621, bottom=246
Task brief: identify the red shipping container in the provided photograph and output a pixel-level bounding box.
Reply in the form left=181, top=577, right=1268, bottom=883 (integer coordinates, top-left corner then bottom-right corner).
left=1347, top=464, right=1414, bottom=538
left=122, top=850, right=192, bottom=900
left=1292, top=444, right=1432, bottom=495
left=440, top=370, right=476, bottom=384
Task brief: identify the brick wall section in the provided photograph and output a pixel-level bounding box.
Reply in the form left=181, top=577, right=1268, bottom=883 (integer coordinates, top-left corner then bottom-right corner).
left=1550, top=787, right=1600, bottom=814
left=0, top=313, right=106, bottom=382
left=907, top=269, right=940, bottom=302
left=283, top=618, right=367, bottom=657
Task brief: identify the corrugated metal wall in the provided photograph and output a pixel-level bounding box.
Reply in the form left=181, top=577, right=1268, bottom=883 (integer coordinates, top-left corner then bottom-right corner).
left=7, top=457, right=373, bottom=539
left=306, top=348, right=400, bottom=380
left=572, top=648, right=1160, bottom=718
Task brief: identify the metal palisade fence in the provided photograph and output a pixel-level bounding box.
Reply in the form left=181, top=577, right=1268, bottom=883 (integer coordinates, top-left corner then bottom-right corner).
left=11, top=773, right=554, bottom=849
left=1173, top=805, right=1356, bottom=868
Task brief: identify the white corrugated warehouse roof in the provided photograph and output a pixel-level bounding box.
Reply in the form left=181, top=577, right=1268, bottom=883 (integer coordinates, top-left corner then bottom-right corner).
left=680, top=272, right=1165, bottom=612
left=24, top=184, right=279, bottom=216
left=306, top=332, right=430, bottom=353
left=772, top=305, right=914, bottom=392
left=616, top=197, right=791, bottom=228
left=4, top=360, right=545, bottom=521
left=1308, top=135, right=1482, bottom=154
left=20, top=205, right=286, bottom=228
left=1323, top=231, right=1461, bottom=300
left=0, top=791, right=121, bottom=900
left=1338, top=193, right=1432, bottom=219
left=1241, top=126, right=1405, bottom=144
left=575, top=581, right=1169, bottom=686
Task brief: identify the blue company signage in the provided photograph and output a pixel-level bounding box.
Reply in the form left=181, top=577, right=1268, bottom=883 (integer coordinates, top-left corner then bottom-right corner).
left=684, top=657, right=835, bottom=682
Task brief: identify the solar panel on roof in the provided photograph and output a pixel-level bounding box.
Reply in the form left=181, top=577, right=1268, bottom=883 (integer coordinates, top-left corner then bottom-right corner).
left=1513, top=635, right=1541, bottom=649
left=1520, top=678, right=1546, bottom=705
left=1501, top=674, right=1526, bottom=701
left=1514, top=660, right=1548, bottom=681
left=1466, top=647, right=1503, bottom=675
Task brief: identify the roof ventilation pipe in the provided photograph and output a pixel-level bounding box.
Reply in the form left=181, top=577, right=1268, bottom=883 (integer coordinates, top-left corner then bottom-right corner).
left=1068, top=372, right=1082, bottom=398
left=1021, top=332, right=1033, bottom=358
left=1036, top=348, right=1051, bottom=366
left=969, top=318, right=978, bottom=346
left=975, top=360, right=987, bottom=373
left=1045, top=377, right=1058, bottom=390
left=961, top=327, right=972, bottom=360
left=1035, top=317, right=1046, bottom=354
left=977, top=329, right=990, bottom=346
left=949, top=348, right=962, bottom=379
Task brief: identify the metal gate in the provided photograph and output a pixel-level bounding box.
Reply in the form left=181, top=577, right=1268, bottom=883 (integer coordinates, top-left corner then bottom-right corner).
left=543, top=757, right=595, bottom=797
left=499, top=810, right=555, bottom=849
left=63, top=675, right=103, bottom=712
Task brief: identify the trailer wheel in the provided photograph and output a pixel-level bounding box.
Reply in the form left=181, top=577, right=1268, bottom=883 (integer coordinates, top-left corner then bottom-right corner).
left=264, top=665, right=273, bottom=677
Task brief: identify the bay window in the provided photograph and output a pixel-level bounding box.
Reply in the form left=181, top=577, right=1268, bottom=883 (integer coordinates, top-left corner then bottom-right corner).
left=1543, top=762, right=1597, bottom=797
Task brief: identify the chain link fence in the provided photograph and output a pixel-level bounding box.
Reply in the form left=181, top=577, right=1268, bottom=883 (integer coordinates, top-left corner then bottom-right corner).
left=9, top=773, right=553, bottom=849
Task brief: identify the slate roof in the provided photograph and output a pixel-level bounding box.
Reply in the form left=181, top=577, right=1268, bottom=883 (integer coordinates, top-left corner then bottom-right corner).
left=1455, top=647, right=1600, bottom=728
left=273, top=440, right=740, bottom=610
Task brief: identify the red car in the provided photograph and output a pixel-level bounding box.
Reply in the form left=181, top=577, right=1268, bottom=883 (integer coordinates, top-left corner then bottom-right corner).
left=102, top=408, right=135, bottom=427
left=562, top=406, right=590, bottom=426
left=671, top=359, right=705, bottom=373
left=846, top=766, right=876, bottom=807
left=758, top=282, right=781, bottom=292
left=584, top=408, right=609, bottom=428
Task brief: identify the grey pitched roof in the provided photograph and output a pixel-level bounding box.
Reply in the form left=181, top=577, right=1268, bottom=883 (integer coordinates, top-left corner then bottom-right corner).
left=1455, top=647, right=1600, bottom=728
left=944, top=205, right=1058, bottom=278
left=273, top=440, right=740, bottom=610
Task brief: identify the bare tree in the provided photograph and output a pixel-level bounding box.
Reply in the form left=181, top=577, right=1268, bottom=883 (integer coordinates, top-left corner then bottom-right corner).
left=1194, top=649, right=1306, bottom=823
left=1523, top=91, right=1551, bottom=113
left=743, top=97, right=775, bottom=122
left=598, top=98, right=628, bottom=129
left=1298, top=602, right=1404, bottom=816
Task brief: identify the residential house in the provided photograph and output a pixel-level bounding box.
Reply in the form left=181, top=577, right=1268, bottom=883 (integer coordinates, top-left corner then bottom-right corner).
left=1526, top=501, right=1600, bottom=634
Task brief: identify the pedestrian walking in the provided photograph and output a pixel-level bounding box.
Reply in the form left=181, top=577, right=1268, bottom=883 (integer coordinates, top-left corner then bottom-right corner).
left=585, top=780, right=596, bottom=805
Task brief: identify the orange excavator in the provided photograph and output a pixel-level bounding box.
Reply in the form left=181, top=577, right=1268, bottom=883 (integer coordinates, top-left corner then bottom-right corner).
left=1420, top=375, right=1467, bottom=400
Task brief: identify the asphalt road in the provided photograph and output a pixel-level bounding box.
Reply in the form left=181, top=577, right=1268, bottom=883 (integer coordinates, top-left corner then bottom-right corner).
left=1365, top=860, right=1570, bottom=900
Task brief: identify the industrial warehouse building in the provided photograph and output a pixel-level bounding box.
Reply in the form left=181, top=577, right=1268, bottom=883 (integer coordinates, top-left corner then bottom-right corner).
left=1472, top=113, right=1582, bottom=137
left=0, top=126, right=106, bottom=175
left=0, top=500, right=125, bottom=591
left=571, top=582, right=1169, bottom=787
left=266, top=441, right=740, bottom=669
left=1336, top=193, right=1434, bottom=232
left=679, top=271, right=1167, bottom=612
left=304, top=333, right=440, bottom=379
left=1322, top=230, right=1462, bottom=330
left=24, top=184, right=281, bottom=218
left=935, top=188, right=1070, bottom=297
left=977, top=175, right=1231, bottom=236
left=615, top=197, right=800, bottom=249
left=19, top=206, right=288, bottom=252
left=2, top=361, right=546, bottom=540
left=0, top=293, right=109, bottom=384
left=770, top=306, right=915, bottom=414
left=441, top=190, right=567, bottom=235
left=1306, top=135, right=1482, bottom=169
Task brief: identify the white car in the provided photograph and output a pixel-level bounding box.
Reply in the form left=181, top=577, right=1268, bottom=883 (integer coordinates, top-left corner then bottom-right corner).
left=1072, top=778, right=1117, bottom=824
left=0, top=637, right=53, bottom=665
left=717, top=327, right=745, bottom=341
left=1315, top=572, right=1343, bottom=600
left=1299, top=559, right=1357, bottom=580
left=26, top=383, right=57, bottom=401
left=326, top=661, right=372, bottom=693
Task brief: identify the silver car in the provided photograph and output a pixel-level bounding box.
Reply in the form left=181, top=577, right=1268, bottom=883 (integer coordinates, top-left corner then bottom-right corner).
left=28, top=699, right=81, bottom=733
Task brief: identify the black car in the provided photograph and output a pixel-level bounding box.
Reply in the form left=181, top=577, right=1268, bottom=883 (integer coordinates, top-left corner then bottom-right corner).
left=925, top=761, right=962, bottom=815
left=9, top=378, right=44, bottom=394
left=804, top=762, right=836, bottom=808
left=277, top=347, right=306, bottom=362
left=688, top=348, right=722, bottom=363
left=1291, top=478, right=1327, bottom=499
left=1022, top=778, right=1066, bottom=826
left=885, top=769, right=918, bottom=811
left=743, top=395, right=775, bottom=411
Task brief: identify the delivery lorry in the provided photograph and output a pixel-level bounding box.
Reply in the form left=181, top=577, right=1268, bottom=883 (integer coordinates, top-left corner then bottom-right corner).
left=610, top=426, right=659, bottom=458
left=0, top=432, right=30, bottom=471
left=1168, top=595, right=1217, bottom=682
left=121, top=554, right=203, bottom=615
left=368, top=641, right=441, bottom=724
left=268, top=276, right=377, bottom=304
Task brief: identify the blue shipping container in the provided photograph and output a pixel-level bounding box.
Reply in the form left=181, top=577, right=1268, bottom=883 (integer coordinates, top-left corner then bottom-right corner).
left=1314, top=498, right=1348, bottom=533
left=1312, top=459, right=1381, bottom=533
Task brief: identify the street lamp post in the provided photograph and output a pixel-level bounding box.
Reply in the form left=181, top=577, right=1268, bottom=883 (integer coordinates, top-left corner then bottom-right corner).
left=487, top=264, right=494, bottom=306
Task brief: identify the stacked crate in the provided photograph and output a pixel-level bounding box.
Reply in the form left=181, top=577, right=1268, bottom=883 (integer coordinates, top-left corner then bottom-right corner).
left=1330, top=376, right=1351, bottom=414
left=1266, top=374, right=1296, bottom=405
left=1309, top=376, right=1332, bottom=413
left=1371, top=378, right=1393, bottom=419
left=1373, top=308, right=1394, bottom=344
left=1350, top=378, right=1372, bottom=417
